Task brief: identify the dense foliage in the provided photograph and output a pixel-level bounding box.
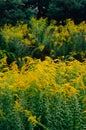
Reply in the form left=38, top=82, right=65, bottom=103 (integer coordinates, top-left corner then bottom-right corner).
left=0, top=17, right=86, bottom=129
left=0, top=57, right=86, bottom=130
left=0, top=0, right=86, bottom=25
left=47, top=0, right=86, bottom=23
left=0, top=18, right=86, bottom=66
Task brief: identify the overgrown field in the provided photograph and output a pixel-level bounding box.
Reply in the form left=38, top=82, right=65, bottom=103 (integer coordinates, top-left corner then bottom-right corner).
left=0, top=18, right=86, bottom=65
left=0, top=57, right=86, bottom=130
left=0, top=18, right=86, bottom=130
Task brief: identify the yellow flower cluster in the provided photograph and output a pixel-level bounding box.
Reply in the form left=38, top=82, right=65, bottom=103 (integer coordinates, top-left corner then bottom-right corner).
left=0, top=57, right=86, bottom=129
left=0, top=58, right=86, bottom=98
left=0, top=18, right=86, bottom=60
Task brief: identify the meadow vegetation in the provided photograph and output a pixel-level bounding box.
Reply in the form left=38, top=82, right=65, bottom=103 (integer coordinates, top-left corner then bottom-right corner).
left=0, top=18, right=86, bottom=130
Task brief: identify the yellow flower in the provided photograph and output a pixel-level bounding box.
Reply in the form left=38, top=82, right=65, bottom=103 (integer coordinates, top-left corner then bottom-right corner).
left=55, top=33, right=59, bottom=37
left=31, top=39, right=36, bottom=44
left=22, top=38, right=31, bottom=45
left=83, top=110, right=86, bottom=113
left=9, top=85, right=14, bottom=90
left=15, top=101, right=19, bottom=106
left=13, top=101, right=23, bottom=112
left=28, top=33, right=32, bottom=39
left=64, top=83, right=77, bottom=97
left=28, top=116, right=37, bottom=126
left=54, top=41, right=57, bottom=45
left=39, top=45, right=45, bottom=51
left=84, top=36, right=86, bottom=41
left=24, top=110, right=31, bottom=116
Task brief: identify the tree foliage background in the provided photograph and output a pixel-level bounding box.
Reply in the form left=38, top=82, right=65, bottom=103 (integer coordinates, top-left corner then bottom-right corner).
left=0, top=0, right=86, bottom=25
